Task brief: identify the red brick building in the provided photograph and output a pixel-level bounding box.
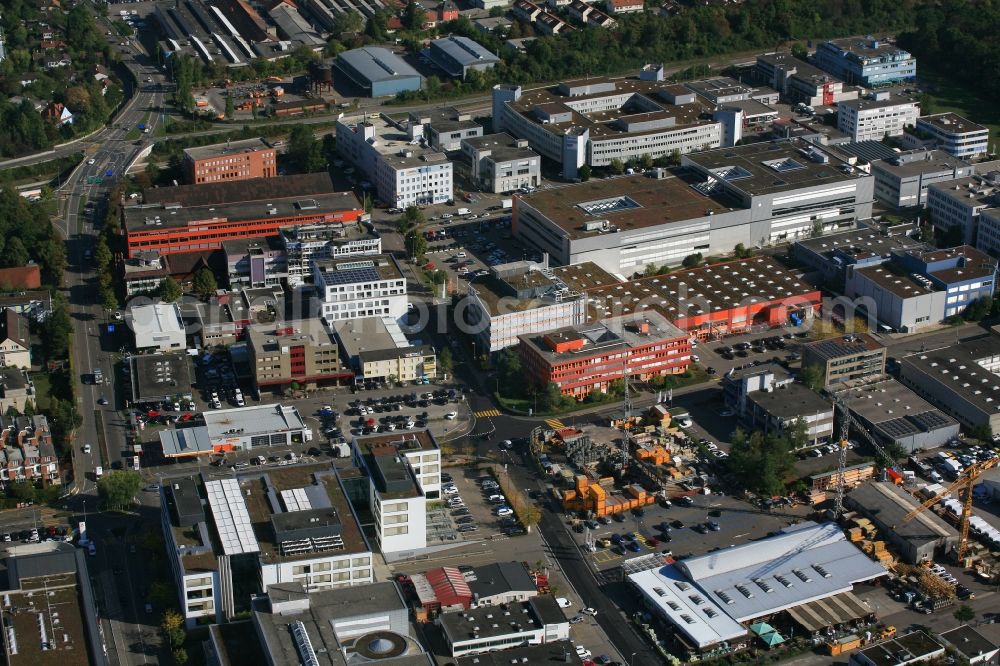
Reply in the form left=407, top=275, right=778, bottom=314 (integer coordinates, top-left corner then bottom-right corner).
left=123, top=174, right=365, bottom=257
left=183, top=138, right=277, bottom=184
left=518, top=311, right=690, bottom=399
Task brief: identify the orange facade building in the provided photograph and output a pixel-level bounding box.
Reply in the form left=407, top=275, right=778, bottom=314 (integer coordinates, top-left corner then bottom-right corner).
left=183, top=138, right=277, bottom=184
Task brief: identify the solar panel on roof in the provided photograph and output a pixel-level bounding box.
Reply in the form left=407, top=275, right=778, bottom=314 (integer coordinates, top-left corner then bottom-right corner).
left=322, top=266, right=379, bottom=285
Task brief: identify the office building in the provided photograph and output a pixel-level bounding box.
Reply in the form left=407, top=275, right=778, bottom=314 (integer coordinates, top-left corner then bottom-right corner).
left=127, top=352, right=194, bottom=406
left=908, top=113, right=990, bottom=160
left=427, top=35, right=500, bottom=79
left=412, top=107, right=483, bottom=152
left=350, top=430, right=441, bottom=559
left=801, top=334, right=886, bottom=388
left=871, top=149, right=974, bottom=208
left=846, top=482, right=958, bottom=564
left=837, top=92, right=919, bottom=142
left=492, top=72, right=722, bottom=180
left=161, top=465, right=374, bottom=628
left=124, top=174, right=365, bottom=257
left=461, top=132, right=541, bottom=193
left=247, top=319, right=348, bottom=391
left=836, top=379, right=960, bottom=453
left=791, top=226, right=926, bottom=291
left=224, top=236, right=287, bottom=289
left=335, top=114, right=453, bottom=209
left=335, top=47, right=423, bottom=97
left=0, top=308, right=31, bottom=368
left=713, top=100, right=780, bottom=148
left=927, top=172, right=1000, bottom=253
left=333, top=317, right=436, bottom=382
left=464, top=261, right=595, bottom=353
left=814, top=37, right=916, bottom=87
left=130, top=302, right=186, bottom=353
left=517, top=311, right=690, bottom=399
left=0, top=542, right=106, bottom=666
left=754, top=52, right=859, bottom=107
left=899, top=335, right=1000, bottom=434
left=437, top=596, right=569, bottom=657
left=183, top=137, right=277, bottom=184
left=159, top=403, right=309, bottom=458
left=280, top=222, right=383, bottom=287
left=312, top=254, right=408, bottom=325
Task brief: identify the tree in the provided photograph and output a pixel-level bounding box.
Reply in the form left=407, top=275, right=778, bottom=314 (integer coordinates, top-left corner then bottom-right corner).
left=538, top=382, right=564, bottom=412
left=6, top=480, right=36, bottom=501
left=402, top=205, right=425, bottom=228
left=578, top=164, right=592, bottom=181
left=733, top=243, right=754, bottom=259
left=495, top=348, right=523, bottom=396
left=405, top=230, right=427, bottom=260
left=799, top=364, right=825, bottom=392
left=954, top=604, right=976, bottom=623
left=439, top=347, right=454, bottom=376
left=681, top=253, right=703, bottom=269
left=160, top=609, right=186, bottom=649
left=970, top=423, right=993, bottom=443
left=790, top=42, right=809, bottom=60
left=811, top=220, right=825, bottom=238
left=287, top=125, right=326, bottom=173
left=918, top=220, right=934, bottom=243
left=98, top=469, right=143, bottom=509
left=608, top=158, right=625, bottom=175
left=403, top=1, right=427, bottom=31
left=158, top=277, right=182, bottom=302
left=172, top=648, right=189, bottom=665
left=93, top=237, right=112, bottom=271
left=41, top=293, right=72, bottom=361
left=727, top=430, right=796, bottom=497
left=640, top=153, right=654, bottom=169
left=192, top=268, right=218, bottom=300
left=963, top=297, right=992, bottom=322
left=331, top=11, right=363, bottom=35
left=100, top=285, right=118, bottom=312
left=3, top=237, right=28, bottom=267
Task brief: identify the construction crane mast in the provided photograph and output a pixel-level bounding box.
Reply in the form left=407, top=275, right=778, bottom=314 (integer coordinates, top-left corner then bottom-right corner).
left=833, top=398, right=850, bottom=518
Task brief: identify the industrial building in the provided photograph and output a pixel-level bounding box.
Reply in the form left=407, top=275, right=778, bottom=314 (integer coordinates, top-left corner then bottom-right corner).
left=437, top=596, right=569, bottom=657
left=836, top=92, right=920, bottom=143
left=517, top=311, right=690, bottom=399
left=846, top=482, right=958, bottom=564
left=801, top=334, right=887, bottom=388
left=492, top=72, right=722, bottom=180
left=350, top=430, right=442, bottom=559
left=247, top=319, right=349, bottom=391
left=333, top=317, right=436, bottom=382
left=426, top=35, right=500, bottom=79
left=845, top=244, right=997, bottom=332
left=791, top=226, right=925, bottom=291
left=335, top=47, right=423, bottom=97
left=130, top=302, right=186, bottom=353
left=461, top=132, right=541, bottom=193
left=335, top=114, right=453, bottom=208
left=906, top=113, right=990, bottom=160
left=898, top=335, right=1000, bottom=433
left=836, top=379, right=961, bottom=453
left=124, top=174, right=365, bottom=257
left=161, top=465, right=374, bottom=628
left=183, top=137, right=276, bottom=185
left=158, top=403, right=310, bottom=458
left=814, top=37, right=916, bottom=87
left=871, top=149, right=974, bottom=209
left=927, top=172, right=1000, bottom=254
left=851, top=631, right=945, bottom=666
left=128, top=352, right=194, bottom=406
left=939, top=626, right=999, bottom=665
left=311, top=254, right=409, bottom=325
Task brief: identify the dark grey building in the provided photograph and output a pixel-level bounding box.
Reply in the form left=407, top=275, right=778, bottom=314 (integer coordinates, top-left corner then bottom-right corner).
left=427, top=36, right=500, bottom=79
left=335, top=47, right=423, bottom=97
left=836, top=379, right=960, bottom=453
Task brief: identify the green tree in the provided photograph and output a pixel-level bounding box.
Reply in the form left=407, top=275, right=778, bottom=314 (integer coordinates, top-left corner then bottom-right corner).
left=681, top=253, right=703, bottom=269
left=538, top=382, right=564, bottom=412
left=7, top=480, right=36, bottom=502
left=640, top=153, right=654, bottom=170
left=402, top=205, right=425, bottom=228
left=727, top=430, right=796, bottom=497
left=287, top=125, right=326, bottom=173
left=733, top=243, right=753, bottom=259
left=439, top=347, right=454, bottom=377
left=495, top=348, right=523, bottom=396
left=158, top=277, right=183, bottom=302
left=100, top=285, right=118, bottom=312
left=93, top=237, right=112, bottom=271
left=41, top=293, right=72, bottom=361
left=919, top=220, right=935, bottom=243
left=608, top=158, right=625, bottom=175
left=172, top=648, right=189, bottom=665
left=578, top=164, right=592, bottom=181
left=192, top=268, right=218, bottom=300
left=98, top=469, right=143, bottom=509
left=403, top=1, right=427, bottom=31
left=331, top=11, right=363, bottom=35
left=812, top=220, right=825, bottom=238
left=405, top=230, right=427, bottom=259
left=954, top=604, right=976, bottom=623
left=3, top=237, right=28, bottom=267
left=800, top=364, right=825, bottom=392
left=970, top=423, right=993, bottom=443
left=963, top=297, right=992, bottom=322
left=160, top=609, right=186, bottom=648
left=790, top=42, right=809, bottom=60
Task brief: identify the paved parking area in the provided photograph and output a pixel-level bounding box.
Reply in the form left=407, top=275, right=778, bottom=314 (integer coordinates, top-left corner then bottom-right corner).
left=442, top=467, right=521, bottom=540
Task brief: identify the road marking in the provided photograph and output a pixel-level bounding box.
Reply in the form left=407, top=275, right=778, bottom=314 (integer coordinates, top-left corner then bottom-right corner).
left=545, top=418, right=566, bottom=429
left=475, top=409, right=501, bottom=418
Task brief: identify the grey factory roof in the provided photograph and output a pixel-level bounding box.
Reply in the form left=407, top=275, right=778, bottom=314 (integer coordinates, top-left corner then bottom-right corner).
left=847, top=481, right=958, bottom=546
left=203, top=404, right=305, bottom=438
left=462, top=132, right=537, bottom=163
left=833, top=140, right=900, bottom=163
left=454, top=642, right=579, bottom=666
left=183, top=137, right=272, bottom=162
left=268, top=3, right=324, bottom=47
left=428, top=36, right=499, bottom=77
left=468, top=562, right=537, bottom=600
left=267, top=581, right=406, bottom=620
left=143, top=173, right=335, bottom=208
left=854, top=631, right=945, bottom=666
left=802, top=334, right=884, bottom=362
left=676, top=521, right=887, bottom=623
left=900, top=336, right=1000, bottom=415
left=794, top=226, right=925, bottom=264
left=837, top=379, right=959, bottom=439
left=159, top=426, right=213, bottom=457
left=872, top=149, right=972, bottom=179
left=337, top=47, right=421, bottom=85
left=130, top=352, right=194, bottom=404
left=939, top=625, right=998, bottom=661
left=746, top=382, right=833, bottom=420
left=439, top=598, right=557, bottom=642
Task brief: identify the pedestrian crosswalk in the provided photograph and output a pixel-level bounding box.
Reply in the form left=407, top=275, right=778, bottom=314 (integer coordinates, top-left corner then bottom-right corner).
left=545, top=418, right=566, bottom=429
left=475, top=409, right=501, bottom=418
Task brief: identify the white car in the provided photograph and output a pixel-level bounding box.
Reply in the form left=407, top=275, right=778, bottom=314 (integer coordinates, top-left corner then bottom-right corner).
left=87, top=158, right=96, bottom=165
left=556, top=597, right=572, bottom=608
left=496, top=507, right=513, bottom=517
left=82, top=444, right=92, bottom=454
left=445, top=411, right=458, bottom=420
left=581, top=607, right=598, bottom=617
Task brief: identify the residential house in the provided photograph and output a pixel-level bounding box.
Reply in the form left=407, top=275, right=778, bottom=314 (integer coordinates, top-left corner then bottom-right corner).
left=0, top=309, right=31, bottom=368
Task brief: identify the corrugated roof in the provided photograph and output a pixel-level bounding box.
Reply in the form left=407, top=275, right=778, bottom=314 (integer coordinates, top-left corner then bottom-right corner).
left=337, top=47, right=421, bottom=85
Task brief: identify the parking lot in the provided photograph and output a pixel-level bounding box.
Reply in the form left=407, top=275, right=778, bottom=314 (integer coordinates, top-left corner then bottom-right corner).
left=438, top=467, right=529, bottom=542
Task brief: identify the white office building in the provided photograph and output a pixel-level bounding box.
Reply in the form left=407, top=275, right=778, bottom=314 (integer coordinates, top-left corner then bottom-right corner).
left=909, top=113, right=990, bottom=160
left=837, top=92, right=919, bottom=142
left=311, top=254, right=409, bottom=324
left=280, top=223, right=382, bottom=286
left=927, top=173, right=1000, bottom=250
left=336, top=113, right=453, bottom=208
left=130, top=302, right=186, bottom=353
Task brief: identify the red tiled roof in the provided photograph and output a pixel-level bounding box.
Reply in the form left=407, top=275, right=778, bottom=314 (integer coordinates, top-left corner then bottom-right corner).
left=0, top=266, right=41, bottom=290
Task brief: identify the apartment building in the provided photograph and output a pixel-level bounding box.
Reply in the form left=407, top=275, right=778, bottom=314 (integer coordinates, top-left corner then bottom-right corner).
left=247, top=319, right=348, bottom=390
left=281, top=222, right=382, bottom=287
left=183, top=137, right=276, bottom=184
left=909, top=113, right=990, bottom=160
left=335, top=113, right=453, bottom=208
left=927, top=172, right=1000, bottom=250
left=871, top=149, right=974, bottom=209
left=0, top=415, right=59, bottom=487
left=837, top=92, right=919, bottom=142
left=351, top=430, right=442, bottom=560
left=312, top=254, right=409, bottom=324
left=461, top=132, right=541, bottom=193
left=0, top=308, right=31, bottom=368
left=801, top=334, right=887, bottom=388
left=814, top=37, right=916, bottom=87
left=518, top=312, right=690, bottom=399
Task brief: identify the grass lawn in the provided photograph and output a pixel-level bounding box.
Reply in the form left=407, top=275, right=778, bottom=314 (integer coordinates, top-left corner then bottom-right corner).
left=919, top=67, right=1000, bottom=149
left=32, top=373, right=52, bottom=411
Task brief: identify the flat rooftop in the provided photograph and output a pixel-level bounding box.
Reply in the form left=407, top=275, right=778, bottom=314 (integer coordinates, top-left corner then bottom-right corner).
left=143, top=173, right=336, bottom=208
left=839, top=92, right=916, bottom=111
left=550, top=262, right=621, bottom=292
left=747, top=382, right=832, bottom=419
left=939, top=625, right=998, bottom=659
left=929, top=175, right=998, bottom=207
left=438, top=599, right=547, bottom=641
left=130, top=353, right=194, bottom=403
left=873, top=149, right=972, bottom=178
left=312, top=254, right=405, bottom=284
left=518, top=170, right=739, bottom=240
left=847, top=481, right=957, bottom=545
left=238, top=464, right=369, bottom=563
left=684, top=139, right=865, bottom=197
left=583, top=256, right=818, bottom=321
left=454, top=641, right=579, bottom=666
left=854, top=631, right=944, bottom=666
left=183, top=137, right=272, bottom=161
left=462, top=132, right=536, bottom=163
left=333, top=317, right=402, bottom=359
left=853, top=263, right=941, bottom=298
left=840, top=378, right=958, bottom=440
left=337, top=114, right=448, bottom=168
left=130, top=302, right=184, bottom=337
left=519, top=311, right=686, bottom=364
left=918, top=112, right=987, bottom=135
left=795, top=227, right=925, bottom=264
left=420, top=106, right=481, bottom=134
left=823, top=36, right=912, bottom=61
left=684, top=76, right=751, bottom=101
left=356, top=429, right=438, bottom=454
left=900, top=336, right=1000, bottom=415
left=203, top=404, right=305, bottom=439
left=803, top=334, right=884, bottom=362
left=247, top=319, right=337, bottom=356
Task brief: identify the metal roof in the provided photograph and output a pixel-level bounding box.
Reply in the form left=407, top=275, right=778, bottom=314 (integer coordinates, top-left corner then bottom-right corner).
left=203, top=404, right=305, bottom=439
left=337, top=47, right=421, bottom=85
left=205, top=478, right=260, bottom=556
left=428, top=36, right=499, bottom=77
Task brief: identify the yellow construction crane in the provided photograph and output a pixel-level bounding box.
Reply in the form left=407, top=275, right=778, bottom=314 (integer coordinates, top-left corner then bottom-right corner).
left=902, top=457, right=1000, bottom=561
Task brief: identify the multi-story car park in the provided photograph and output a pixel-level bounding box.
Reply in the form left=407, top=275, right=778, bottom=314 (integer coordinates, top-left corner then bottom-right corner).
left=511, top=140, right=873, bottom=276
left=161, top=466, right=374, bottom=628
left=183, top=137, right=277, bottom=184
left=927, top=173, right=1000, bottom=252
left=870, top=149, right=974, bottom=209
left=335, top=113, right=453, bottom=208
left=905, top=113, right=990, bottom=160
left=492, top=71, right=722, bottom=180
left=836, top=92, right=920, bottom=142
left=247, top=319, right=349, bottom=391
left=814, top=37, right=916, bottom=87
left=280, top=222, right=382, bottom=287
left=158, top=403, right=311, bottom=458
left=517, top=311, right=690, bottom=399
left=124, top=174, right=365, bottom=257
left=350, top=430, right=442, bottom=560
left=461, top=132, right=541, bottom=194
left=311, top=254, right=408, bottom=325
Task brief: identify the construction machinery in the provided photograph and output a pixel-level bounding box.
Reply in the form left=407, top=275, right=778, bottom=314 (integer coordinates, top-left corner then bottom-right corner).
left=901, top=457, right=1000, bottom=561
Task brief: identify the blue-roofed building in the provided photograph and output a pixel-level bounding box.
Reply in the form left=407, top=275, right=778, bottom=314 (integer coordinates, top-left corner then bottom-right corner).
left=335, top=47, right=423, bottom=97
left=814, top=37, right=916, bottom=88
left=427, top=35, right=500, bottom=79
